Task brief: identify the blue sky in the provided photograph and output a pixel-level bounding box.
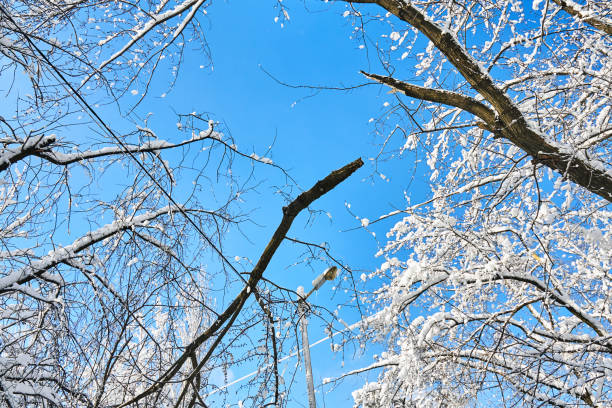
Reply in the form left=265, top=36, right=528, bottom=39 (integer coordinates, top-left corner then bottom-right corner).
left=127, top=2, right=601, bottom=405
left=137, top=1, right=429, bottom=405
left=0, top=1, right=430, bottom=406
left=4, top=1, right=607, bottom=406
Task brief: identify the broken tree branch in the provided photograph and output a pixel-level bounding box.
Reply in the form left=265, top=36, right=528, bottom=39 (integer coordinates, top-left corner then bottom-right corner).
left=118, top=157, right=364, bottom=407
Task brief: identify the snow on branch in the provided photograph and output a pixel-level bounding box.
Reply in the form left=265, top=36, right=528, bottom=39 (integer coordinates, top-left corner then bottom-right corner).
left=0, top=205, right=182, bottom=293
left=362, top=71, right=496, bottom=126
left=0, top=134, right=56, bottom=172
left=348, top=0, right=612, bottom=202
left=551, top=0, right=612, bottom=36
left=0, top=124, right=217, bottom=172
left=96, top=0, right=208, bottom=73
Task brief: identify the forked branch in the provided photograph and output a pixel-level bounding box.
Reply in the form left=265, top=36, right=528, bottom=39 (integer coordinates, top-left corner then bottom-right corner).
left=118, top=157, right=364, bottom=407
left=348, top=0, right=612, bottom=202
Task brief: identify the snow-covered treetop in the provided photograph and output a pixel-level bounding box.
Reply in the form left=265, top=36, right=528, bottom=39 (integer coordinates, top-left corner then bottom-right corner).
left=335, top=1, right=611, bottom=406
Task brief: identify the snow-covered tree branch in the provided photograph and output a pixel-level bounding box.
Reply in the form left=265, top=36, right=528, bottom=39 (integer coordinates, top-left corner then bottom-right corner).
left=350, top=0, right=612, bottom=202
left=1, top=2, right=365, bottom=407
left=332, top=0, right=612, bottom=406
left=2, top=0, right=610, bottom=406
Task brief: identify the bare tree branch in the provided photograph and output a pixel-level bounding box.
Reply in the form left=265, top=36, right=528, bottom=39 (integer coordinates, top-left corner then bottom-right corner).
left=0, top=127, right=218, bottom=173
left=348, top=0, right=612, bottom=202
left=118, top=157, right=363, bottom=407
left=362, top=71, right=496, bottom=125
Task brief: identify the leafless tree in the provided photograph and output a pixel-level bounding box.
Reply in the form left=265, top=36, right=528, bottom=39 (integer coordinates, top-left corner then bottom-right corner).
left=0, top=1, right=362, bottom=406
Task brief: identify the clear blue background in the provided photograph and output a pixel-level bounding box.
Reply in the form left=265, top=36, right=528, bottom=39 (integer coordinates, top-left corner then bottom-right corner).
left=0, top=1, right=430, bottom=406
left=140, top=1, right=429, bottom=406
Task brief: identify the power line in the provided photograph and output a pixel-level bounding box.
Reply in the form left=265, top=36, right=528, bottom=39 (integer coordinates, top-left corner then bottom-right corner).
left=204, top=316, right=367, bottom=399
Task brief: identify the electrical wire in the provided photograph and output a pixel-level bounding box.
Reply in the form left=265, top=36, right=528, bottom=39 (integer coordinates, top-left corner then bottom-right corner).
left=204, top=316, right=368, bottom=398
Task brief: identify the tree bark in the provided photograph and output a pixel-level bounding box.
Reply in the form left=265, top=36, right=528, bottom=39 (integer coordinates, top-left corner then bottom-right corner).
left=350, top=0, right=612, bottom=202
